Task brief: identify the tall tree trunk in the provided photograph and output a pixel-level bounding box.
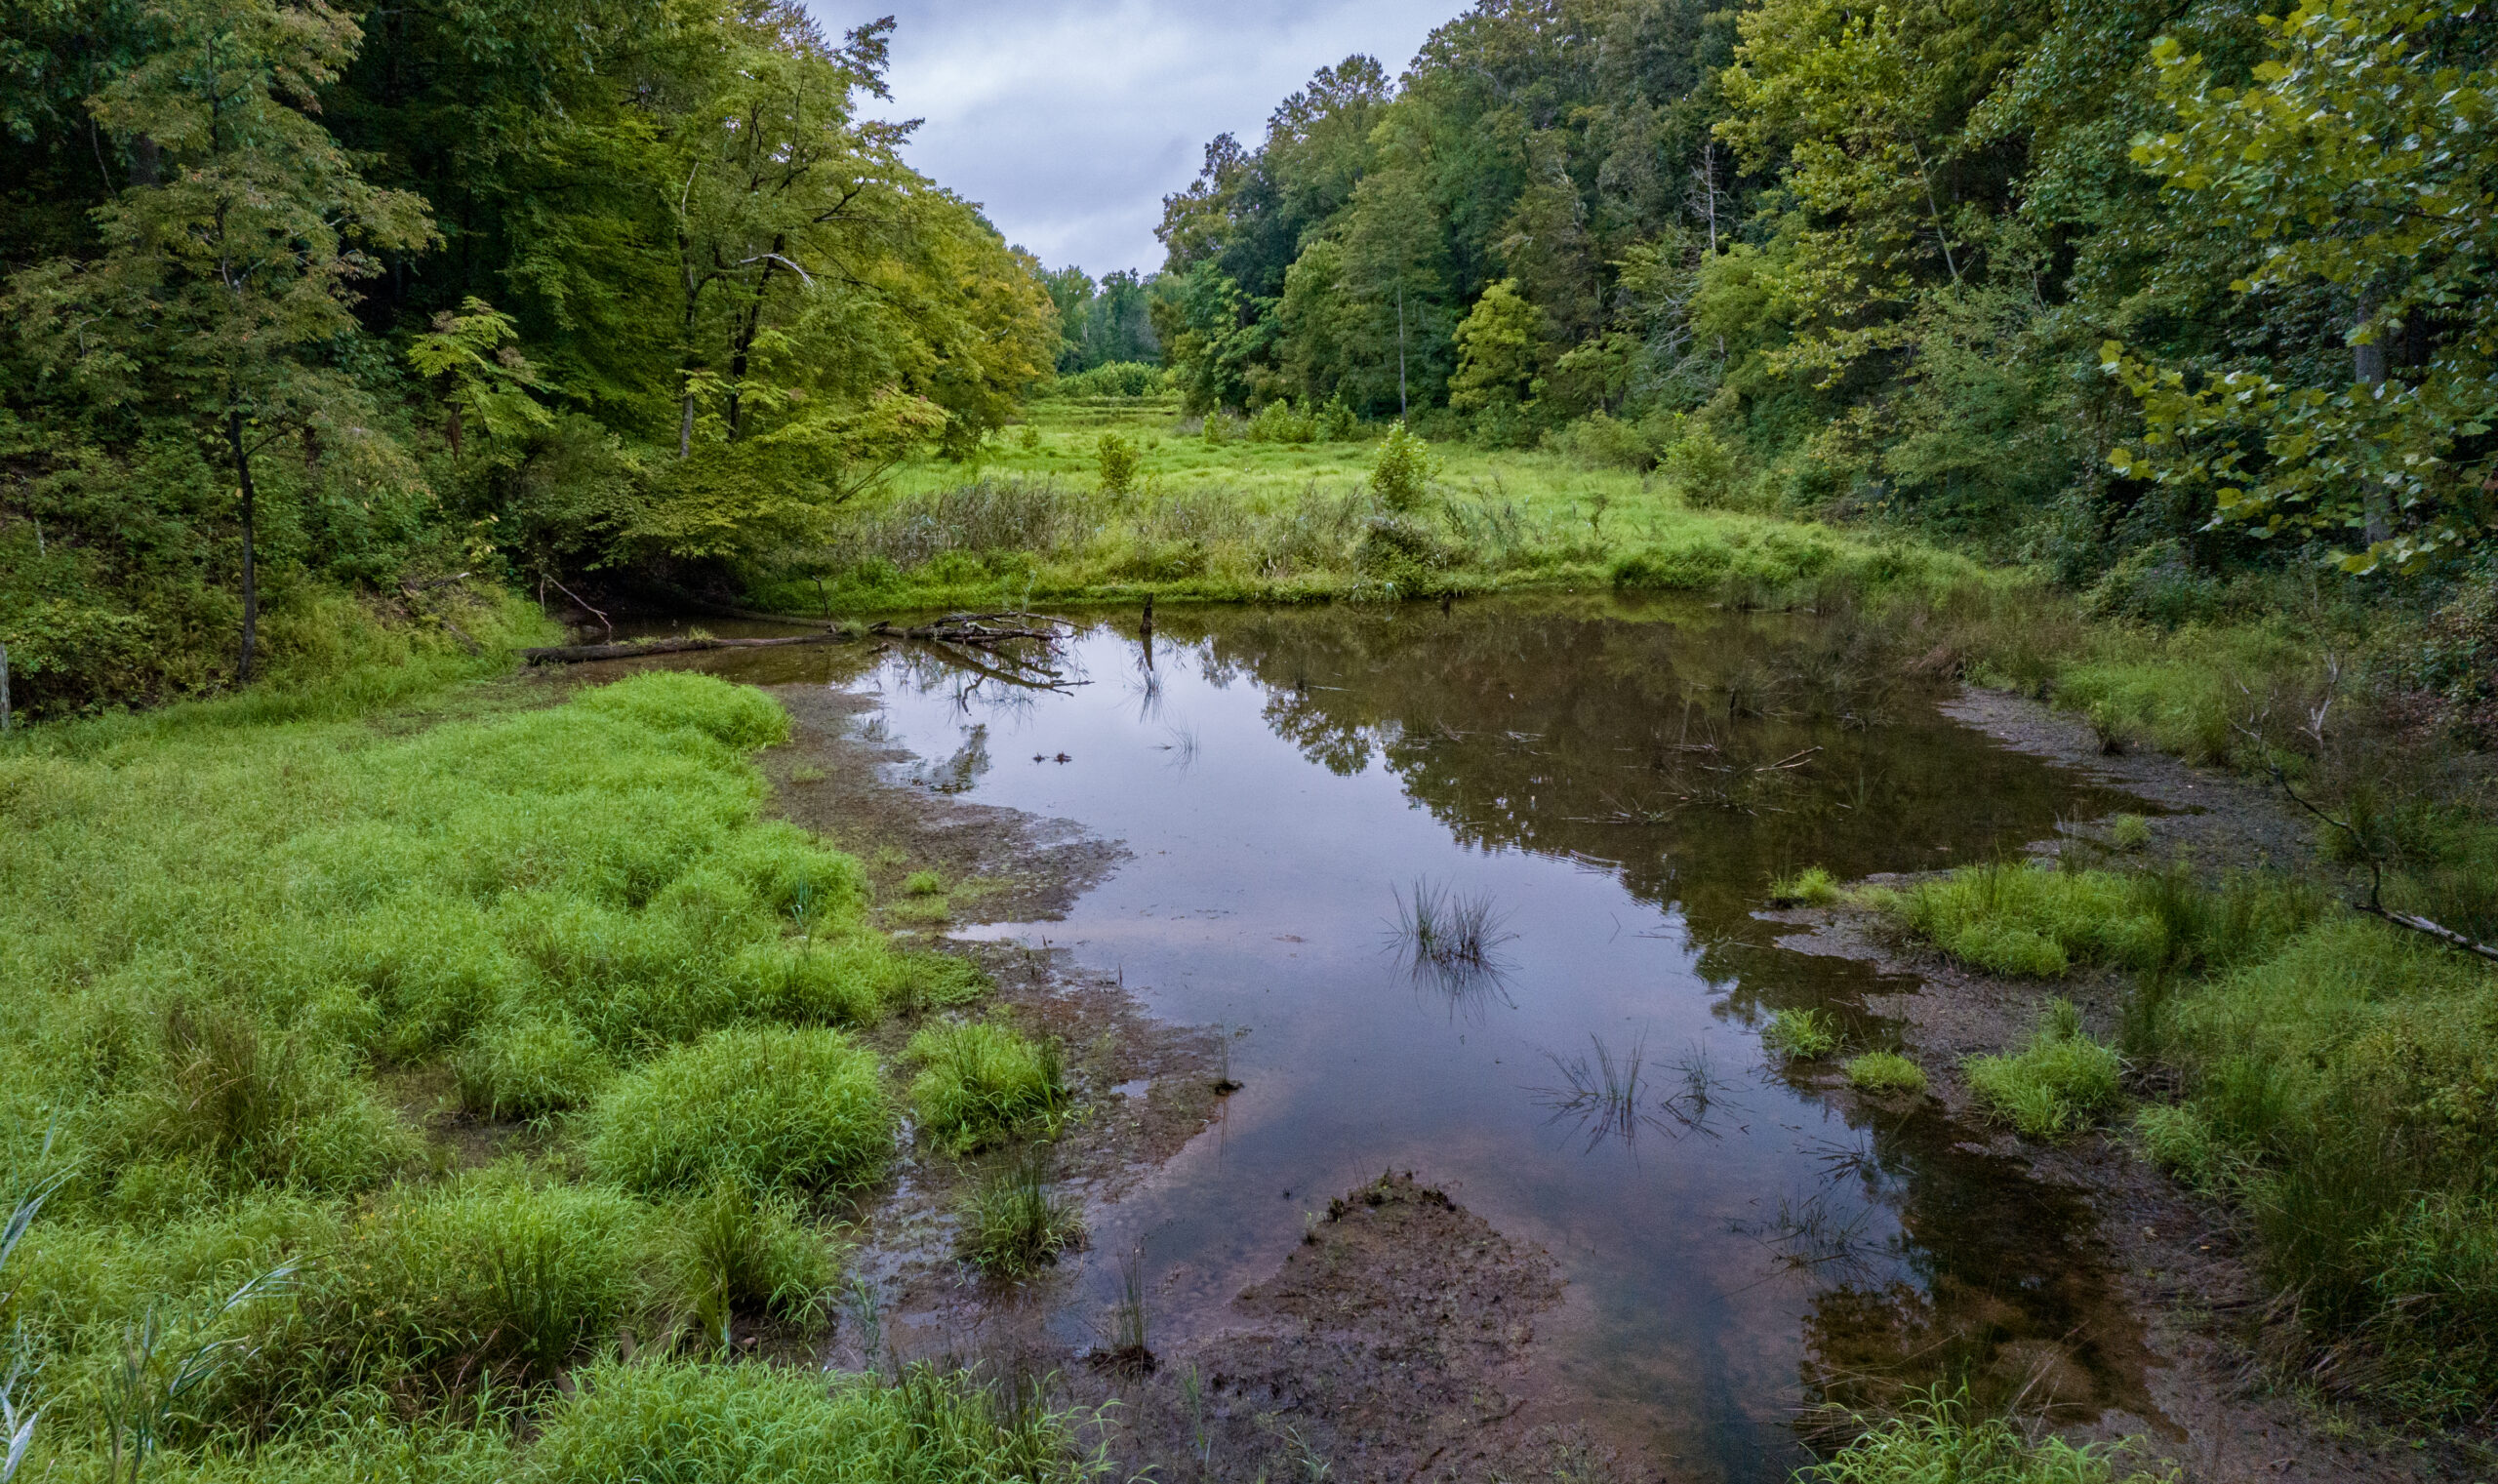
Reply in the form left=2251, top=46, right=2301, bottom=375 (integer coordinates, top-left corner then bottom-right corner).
left=227, top=405, right=259, bottom=682
left=2356, top=295, right=2392, bottom=547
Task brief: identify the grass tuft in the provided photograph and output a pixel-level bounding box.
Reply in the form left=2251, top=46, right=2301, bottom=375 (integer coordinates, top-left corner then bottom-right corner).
left=1801, top=1387, right=2168, bottom=1484
left=584, top=1026, right=895, bottom=1195
left=1763, top=1007, right=1842, bottom=1060
left=906, top=1022, right=1068, bottom=1157
left=1769, top=865, right=1843, bottom=906
left=1963, top=999, right=2122, bottom=1140
left=954, top=1148, right=1084, bottom=1278
left=1843, top=1052, right=1928, bottom=1096
left=663, top=1177, right=835, bottom=1347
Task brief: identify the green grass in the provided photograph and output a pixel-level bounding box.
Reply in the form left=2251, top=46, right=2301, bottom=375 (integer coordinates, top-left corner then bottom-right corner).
left=584, top=1026, right=896, bottom=1196
left=1763, top=1008, right=1842, bottom=1060
left=905, top=1022, right=1068, bottom=1157
left=1868, top=862, right=2318, bottom=980
left=1801, top=1388, right=2168, bottom=1484
left=2109, top=814, right=2153, bottom=852
left=1962, top=1000, right=2122, bottom=1140
left=1843, top=1053, right=1928, bottom=1096
left=0, top=663, right=1099, bottom=1481
left=1769, top=865, right=1842, bottom=906
left=954, top=1149, right=1084, bottom=1279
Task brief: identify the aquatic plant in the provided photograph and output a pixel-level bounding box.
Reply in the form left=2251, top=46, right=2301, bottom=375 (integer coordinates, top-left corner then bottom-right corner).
left=1100, top=1245, right=1153, bottom=1375
left=1963, top=1000, right=2122, bottom=1140
left=2109, top=814, right=2153, bottom=852
left=955, top=1148, right=1083, bottom=1278
left=1763, top=1007, right=1841, bottom=1060
left=1390, top=877, right=1515, bottom=970
left=906, top=1021, right=1068, bottom=1156
left=584, top=1026, right=896, bottom=1195
left=1843, top=1052, right=1928, bottom=1096
left=1870, top=862, right=2319, bottom=981
left=1801, top=1387, right=2168, bottom=1484
left=1537, top=1034, right=1651, bottom=1148
left=1770, top=865, right=1842, bottom=906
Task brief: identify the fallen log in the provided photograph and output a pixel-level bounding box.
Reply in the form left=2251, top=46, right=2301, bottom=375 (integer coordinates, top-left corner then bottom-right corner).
left=523, top=632, right=855, bottom=664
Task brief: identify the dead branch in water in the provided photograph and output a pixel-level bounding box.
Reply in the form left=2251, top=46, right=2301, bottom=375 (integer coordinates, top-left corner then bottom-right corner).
left=523, top=632, right=857, bottom=664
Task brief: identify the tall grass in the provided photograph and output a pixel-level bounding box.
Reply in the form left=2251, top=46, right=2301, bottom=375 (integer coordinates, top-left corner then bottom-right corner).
left=1963, top=1000, right=2122, bottom=1141
left=584, top=1026, right=896, bottom=1196
left=954, top=1149, right=1083, bottom=1279
left=905, top=1023, right=1068, bottom=1157
left=1801, top=1389, right=2168, bottom=1484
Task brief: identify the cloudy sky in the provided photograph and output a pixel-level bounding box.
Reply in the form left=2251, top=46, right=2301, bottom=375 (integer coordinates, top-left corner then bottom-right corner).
left=832, top=1, right=1456, bottom=278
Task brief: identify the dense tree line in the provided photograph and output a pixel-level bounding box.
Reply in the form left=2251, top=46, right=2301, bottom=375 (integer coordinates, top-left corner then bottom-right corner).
left=1039, top=264, right=1161, bottom=373
left=1155, top=0, right=2495, bottom=577
left=0, top=0, right=1056, bottom=709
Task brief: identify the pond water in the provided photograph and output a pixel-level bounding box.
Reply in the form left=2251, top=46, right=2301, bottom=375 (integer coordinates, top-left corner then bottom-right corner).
left=678, top=597, right=2156, bottom=1481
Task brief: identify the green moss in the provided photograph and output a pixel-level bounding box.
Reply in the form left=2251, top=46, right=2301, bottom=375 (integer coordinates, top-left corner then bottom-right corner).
left=584, top=1026, right=895, bottom=1195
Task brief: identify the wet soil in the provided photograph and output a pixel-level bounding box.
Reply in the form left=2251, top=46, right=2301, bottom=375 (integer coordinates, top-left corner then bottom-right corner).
left=1768, top=683, right=2475, bottom=1484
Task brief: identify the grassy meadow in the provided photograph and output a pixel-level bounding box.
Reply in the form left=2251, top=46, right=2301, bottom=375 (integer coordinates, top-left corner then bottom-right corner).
left=0, top=665, right=1092, bottom=1483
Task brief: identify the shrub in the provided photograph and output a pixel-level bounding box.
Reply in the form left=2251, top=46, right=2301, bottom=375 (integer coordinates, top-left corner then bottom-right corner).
left=1052, top=360, right=1162, bottom=398
left=1763, top=1007, right=1841, bottom=1060
left=662, top=1178, right=835, bottom=1346
left=1368, top=421, right=1436, bottom=512
left=905, top=1022, right=1066, bottom=1156
left=1096, top=432, right=1141, bottom=495
left=1545, top=410, right=1654, bottom=470
left=1770, top=866, right=1841, bottom=906
left=1844, top=1052, right=1928, bottom=1095
left=1963, top=1000, right=2122, bottom=1139
left=1314, top=396, right=1358, bottom=441
left=584, top=1027, right=895, bottom=1195
left=455, top=1015, right=613, bottom=1120
left=524, top=1358, right=1074, bottom=1484
left=575, top=671, right=790, bottom=752
left=1661, top=428, right=1742, bottom=509
left=955, top=1150, right=1083, bottom=1278
left=1243, top=399, right=1317, bottom=444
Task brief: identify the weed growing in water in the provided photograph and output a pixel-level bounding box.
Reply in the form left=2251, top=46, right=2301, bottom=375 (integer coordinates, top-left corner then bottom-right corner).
left=1842, top=1052, right=1928, bottom=1096
left=955, top=1148, right=1084, bottom=1278
left=1390, top=877, right=1515, bottom=971
left=1963, top=999, right=2121, bottom=1140
left=904, top=869, right=945, bottom=897
left=2110, top=813, right=2153, bottom=851
left=906, top=1021, right=1068, bottom=1156
left=1763, top=1007, right=1842, bottom=1060
left=1098, top=1245, right=1153, bottom=1375
left=1770, top=865, right=1842, bottom=906
left=1537, top=1034, right=1652, bottom=1149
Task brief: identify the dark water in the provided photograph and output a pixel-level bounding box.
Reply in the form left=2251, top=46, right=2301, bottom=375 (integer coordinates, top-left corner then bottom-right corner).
left=678, top=598, right=2156, bottom=1481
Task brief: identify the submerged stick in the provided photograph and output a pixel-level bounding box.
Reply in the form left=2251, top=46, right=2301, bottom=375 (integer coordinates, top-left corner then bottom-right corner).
left=522, top=632, right=856, bottom=664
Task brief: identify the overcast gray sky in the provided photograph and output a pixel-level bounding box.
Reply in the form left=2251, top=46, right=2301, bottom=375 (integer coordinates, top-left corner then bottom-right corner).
left=835, top=1, right=1455, bottom=278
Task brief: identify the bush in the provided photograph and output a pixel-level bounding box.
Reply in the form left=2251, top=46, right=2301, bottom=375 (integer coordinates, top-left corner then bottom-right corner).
left=1243, top=399, right=1317, bottom=444
left=584, top=1027, right=895, bottom=1195
left=1368, top=421, right=1436, bottom=512
left=905, top=1022, right=1066, bottom=1157
left=1963, top=1000, right=2122, bottom=1139
left=1051, top=361, right=1163, bottom=398
left=1545, top=410, right=1654, bottom=471
left=1096, top=432, right=1141, bottom=495
left=1661, top=428, right=1742, bottom=509
left=1763, top=1007, right=1841, bottom=1060
left=1844, top=1052, right=1928, bottom=1095
left=455, top=1015, right=614, bottom=1120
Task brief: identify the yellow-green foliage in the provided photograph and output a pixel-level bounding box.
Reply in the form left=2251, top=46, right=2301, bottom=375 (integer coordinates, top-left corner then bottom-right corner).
left=584, top=1026, right=895, bottom=1195
left=1762, top=1007, right=1840, bottom=1060
left=1769, top=865, right=1841, bottom=906
left=663, top=1178, right=836, bottom=1343
left=905, top=1022, right=1066, bottom=1156
left=1844, top=1052, right=1928, bottom=1096
left=1963, top=1000, right=2122, bottom=1140
left=1801, top=1388, right=2167, bottom=1484
left=1872, top=862, right=2316, bottom=981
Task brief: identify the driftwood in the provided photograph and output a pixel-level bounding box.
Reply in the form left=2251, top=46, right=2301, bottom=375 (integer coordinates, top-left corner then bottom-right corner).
left=523, top=631, right=850, bottom=664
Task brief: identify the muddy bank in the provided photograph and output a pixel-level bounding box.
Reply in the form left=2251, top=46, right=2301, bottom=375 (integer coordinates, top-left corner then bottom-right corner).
left=1769, top=683, right=2469, bottom=1484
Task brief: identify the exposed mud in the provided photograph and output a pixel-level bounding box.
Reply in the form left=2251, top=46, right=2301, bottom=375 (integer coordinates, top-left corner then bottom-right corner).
left=1766, top=683, right=2475, bottom=1484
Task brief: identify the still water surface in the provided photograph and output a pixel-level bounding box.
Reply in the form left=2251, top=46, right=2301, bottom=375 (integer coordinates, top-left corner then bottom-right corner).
left=692, top=598, right=2153, bottom=1481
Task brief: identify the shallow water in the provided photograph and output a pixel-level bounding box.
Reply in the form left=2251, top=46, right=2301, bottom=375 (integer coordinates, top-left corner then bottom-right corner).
left=681, top=597, right=2156, bottom=1480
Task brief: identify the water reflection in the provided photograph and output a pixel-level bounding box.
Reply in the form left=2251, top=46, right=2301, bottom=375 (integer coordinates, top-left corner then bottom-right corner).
left=668, top=596, right=2155, bottom=1481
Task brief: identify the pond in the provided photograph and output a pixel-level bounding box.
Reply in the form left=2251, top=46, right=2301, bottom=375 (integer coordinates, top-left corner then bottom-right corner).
left=675, top=596, right=2156, bottom=1482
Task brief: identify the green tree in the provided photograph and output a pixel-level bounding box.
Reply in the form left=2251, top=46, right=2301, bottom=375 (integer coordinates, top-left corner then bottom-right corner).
left=8, top=0, right=434, bottom=680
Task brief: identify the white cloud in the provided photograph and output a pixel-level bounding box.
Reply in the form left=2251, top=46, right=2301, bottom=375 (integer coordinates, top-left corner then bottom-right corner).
left=820, top=0, right=1454, bottom=275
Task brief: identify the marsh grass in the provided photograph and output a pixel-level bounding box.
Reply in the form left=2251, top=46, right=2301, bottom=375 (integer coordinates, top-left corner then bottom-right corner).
left=1963, top=1000, right=2122, bottom=1140
left=665, top=1177, right=834, bottom=1348
left=584, top=1026, right=896, bottom=1195
left=1100, top=1246, right=1153, bottom=1376
left=1770, top=865, right=1843, bottom=906
left=1537, top=1035, right=1652, bottom=1149
left=954, top=1148, right=1083, bottom=1279
left=1763, top=1008, right=1842, bottom=1061
left=1871, top=862, right=2319, bottom=980
left=906, top=1022, right=1068, bottom=1156
left=1390, top=877, right=1515, bottom=971
left=1801, top=1388, right=2167, bottom=1484
left=1843, top=1053, right=1928, bottom=1096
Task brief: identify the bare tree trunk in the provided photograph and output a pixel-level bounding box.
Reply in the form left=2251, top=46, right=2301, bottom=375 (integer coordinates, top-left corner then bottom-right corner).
left=2356, top=295, right=2392, bottom=547
left=678, top=393, right=695, bottom=460
left=226, top=404, right=259, bottom=682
